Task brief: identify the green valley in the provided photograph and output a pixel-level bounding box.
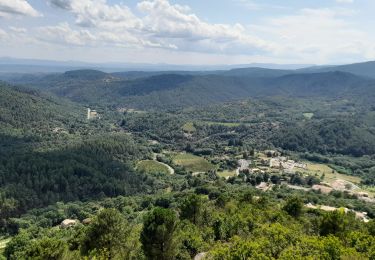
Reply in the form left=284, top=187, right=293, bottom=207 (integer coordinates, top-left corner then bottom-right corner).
left=1, top=61, right=375, bottom=259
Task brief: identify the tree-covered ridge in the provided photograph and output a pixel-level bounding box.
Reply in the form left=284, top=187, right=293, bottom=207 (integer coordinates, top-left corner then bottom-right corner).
left=2, top=185, right=375, bottom=259
left=0, top=82, right=82, bottom=130
left=0, top=83, right=160, bottom=233
left=299, top=60, right=375, bottom=78
left=7, top=68, right=375, bottom=110
left=272, top=118, right=375, bottom=157
left=0, top=134, right=156, bottom=225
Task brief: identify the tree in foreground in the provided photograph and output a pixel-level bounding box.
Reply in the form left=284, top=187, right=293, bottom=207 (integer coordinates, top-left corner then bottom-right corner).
left=319, top=209, right=356, bottom=236
left=283, top=196, right=304, bottom=218
left=81, top=208, right=132, bottom=259
left=141, top=207, right=177, bottom=260
left=180, top=194, right=203, bottom=225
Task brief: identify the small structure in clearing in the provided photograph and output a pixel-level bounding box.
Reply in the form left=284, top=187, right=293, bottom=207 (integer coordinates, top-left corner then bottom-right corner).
left=87, top=108, right=100, bottom=120
left=60, top=219, right=79, bottom=228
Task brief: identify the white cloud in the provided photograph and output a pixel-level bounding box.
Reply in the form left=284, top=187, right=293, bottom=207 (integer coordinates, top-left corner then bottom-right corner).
left=37, top=23, right=96, bottom=46
left=336, top=0, right=354, bottom=3
left=6, top=0, right=372, bottom=64
left=249, top=7, right=375, bottom=63
left=48, top=0, right=141, bottom=29
left=9, top=26, right=26, bottom=33
left=0, top=28, right=7, bottom=39
left=234, top=0, right=261, bottom=10
left=47, top=0, right=164, bottom=48
left=46, top=0, right=275, bottom=55
left=36, top=22, right=176, bottom=50
left=138, top=0, right=241, bottom=41
left=0, top=0, right=40, bottom=18
left=233, top=0, right=287, bottom=11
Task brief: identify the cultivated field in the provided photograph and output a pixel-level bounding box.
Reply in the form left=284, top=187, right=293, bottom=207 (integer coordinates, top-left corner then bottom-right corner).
left=173, top=153, right=215, bottom=173
left=136, top=160, right=171, bottom=175
left=305, top=162, right=361, bottom=184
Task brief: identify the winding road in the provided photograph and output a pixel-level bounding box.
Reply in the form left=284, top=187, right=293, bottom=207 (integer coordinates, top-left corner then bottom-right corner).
left=152, top=153, right=175, bottom=175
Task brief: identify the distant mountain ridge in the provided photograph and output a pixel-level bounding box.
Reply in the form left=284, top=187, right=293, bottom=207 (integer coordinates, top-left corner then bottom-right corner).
left=0, top=57, right=312, bottom=72
left=9, top=69, right=374, bottom=110
left=2, top=57, right=375, bottom=78
left=120, top=71, right=375, bottom=109
left=299, top=61, right=375, bottom=79
left=2, top=59, right=375, bottom=110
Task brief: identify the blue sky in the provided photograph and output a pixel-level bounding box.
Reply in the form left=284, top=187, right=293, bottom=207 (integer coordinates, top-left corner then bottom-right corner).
left=0, top=0, right=374, bottom=65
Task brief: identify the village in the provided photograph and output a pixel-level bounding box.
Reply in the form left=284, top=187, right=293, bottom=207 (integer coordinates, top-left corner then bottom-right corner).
left=225, top=150, right=373, bottom=222
left=232, top=150, right=308, bottom=177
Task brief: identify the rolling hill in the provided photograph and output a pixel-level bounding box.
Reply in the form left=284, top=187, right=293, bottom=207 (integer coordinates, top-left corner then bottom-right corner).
left=220, top=67, right=291, bottom=77
left=299, top=61, right=375, bottom=79
left=119, top=72, right=375, bottom=109
left=0, top=82, right=83, bottom=131
left=263, top=71, right=375, bottom=97
left=3, top=67, right=375, bottom=110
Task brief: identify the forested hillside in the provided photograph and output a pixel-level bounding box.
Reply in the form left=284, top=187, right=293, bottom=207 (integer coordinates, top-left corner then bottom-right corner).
left=1, top=66, right=375, bottom=259
left=2, top=0, right=375, bottom=257
left=0, top=134, right=156, bottom=223
left=0, top=83, right=157, bottom=233
left=0, top=82, right=81, bottom=131
left=272, top=118, right=375, bottom=156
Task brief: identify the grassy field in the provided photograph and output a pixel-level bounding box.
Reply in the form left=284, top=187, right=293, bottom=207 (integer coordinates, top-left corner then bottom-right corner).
left=304, top=162, right=361, bottom=184
left=173, top=153, right=216, bottom=173
left=182, top=122, right=196, bottom=132
left=137, top=160, right=171, bottom=174
left=302, top=162, right=375, bottom=196
left=217, top=170, right=237, bottom=178
left=306, top=163, right=332, bottom=175
left=324, top=171, right=361, bottom=184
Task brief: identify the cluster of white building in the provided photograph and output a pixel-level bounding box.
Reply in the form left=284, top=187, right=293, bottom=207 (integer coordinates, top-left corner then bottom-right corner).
left=269, top=157, right=307, bottom=172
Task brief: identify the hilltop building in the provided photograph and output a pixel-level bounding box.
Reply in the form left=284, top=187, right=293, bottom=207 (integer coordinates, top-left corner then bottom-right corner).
left=87, top=108, right=99, bottom=120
